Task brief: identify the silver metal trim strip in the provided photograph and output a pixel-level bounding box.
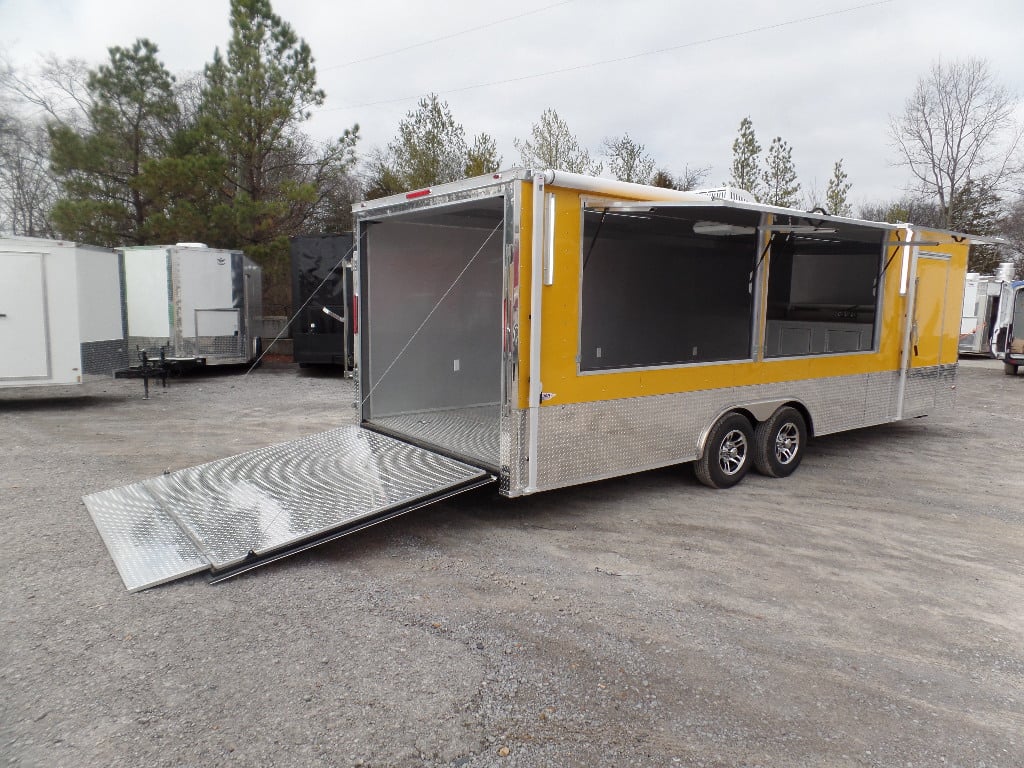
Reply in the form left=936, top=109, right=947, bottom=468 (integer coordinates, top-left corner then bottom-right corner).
left=896, top=225, right=917, bottom=419
left=526, top=173, right=546, bottom=493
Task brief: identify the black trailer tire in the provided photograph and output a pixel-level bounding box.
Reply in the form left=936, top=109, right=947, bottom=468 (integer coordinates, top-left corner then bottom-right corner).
left=753, top=406, right=807, bottom=478
left=694, top=413, right=754, bottom=489
left=1004, top=362, right=1018, bottom=376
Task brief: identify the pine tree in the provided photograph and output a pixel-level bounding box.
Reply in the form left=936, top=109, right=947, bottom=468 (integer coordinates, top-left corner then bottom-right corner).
left=193, top=0, right=358, bottom=309
left=761, top=136, right=800, bottom=208
left=388, top=94, right=469, bottom=188
left=825, top=159, right=852, bottom=216
left=48, top=39, right=178, bottom=245
left=465, top=132, right=501, bottom=177
left=728, top=117, right=761, bottom=200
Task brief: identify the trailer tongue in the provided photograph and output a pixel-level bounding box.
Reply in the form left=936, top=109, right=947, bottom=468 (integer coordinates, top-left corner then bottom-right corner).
left=83, top=426, right=494, bottom=592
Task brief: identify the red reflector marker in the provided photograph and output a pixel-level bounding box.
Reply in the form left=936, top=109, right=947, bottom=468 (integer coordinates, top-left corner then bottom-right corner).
left=406, top=188, right=431, bottom=199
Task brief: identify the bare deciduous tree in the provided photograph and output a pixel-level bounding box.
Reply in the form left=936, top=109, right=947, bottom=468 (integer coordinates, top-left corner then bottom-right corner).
left=650, top=164, right=710, bottom=191
left=0, top=58, right=58, bottom=236
left=890, top=57, right=1022, bottom=228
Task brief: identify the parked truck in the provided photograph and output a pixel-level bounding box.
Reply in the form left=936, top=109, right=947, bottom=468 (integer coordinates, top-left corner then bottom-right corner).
left=85, top=169, right=983, bottom=591
left=1, top=236, right=126, bottom=389
left=991, top=278, right=1024, bottom=374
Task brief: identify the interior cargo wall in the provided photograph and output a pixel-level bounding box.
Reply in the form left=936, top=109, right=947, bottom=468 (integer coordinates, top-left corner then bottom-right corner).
left=364, top=205, right=503, bottom=418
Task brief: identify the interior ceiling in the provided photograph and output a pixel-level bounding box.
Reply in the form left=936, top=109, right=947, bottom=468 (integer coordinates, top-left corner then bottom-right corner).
left=586, top=205, right=886, bottom=248
left=379, top=196, right=505, bottom=229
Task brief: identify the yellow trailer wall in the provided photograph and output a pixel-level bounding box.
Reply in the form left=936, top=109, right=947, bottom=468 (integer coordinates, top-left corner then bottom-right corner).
left=517, top=183, right=968, bottom=411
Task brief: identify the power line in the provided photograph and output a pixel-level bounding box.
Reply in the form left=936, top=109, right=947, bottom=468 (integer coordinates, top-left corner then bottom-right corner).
left=327, top=0, right=893, bottom=112
left=323, top=0, right=575, bottom=70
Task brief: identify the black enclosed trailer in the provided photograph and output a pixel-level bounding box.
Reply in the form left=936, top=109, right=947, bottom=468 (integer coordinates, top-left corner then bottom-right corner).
left=290, top=233, right=354, bottom=372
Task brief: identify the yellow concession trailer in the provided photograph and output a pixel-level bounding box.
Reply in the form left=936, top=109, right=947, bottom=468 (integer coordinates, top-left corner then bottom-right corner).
left=354, top=169, right=971, bottom=494
left=84, top=169, right=979, bottom=592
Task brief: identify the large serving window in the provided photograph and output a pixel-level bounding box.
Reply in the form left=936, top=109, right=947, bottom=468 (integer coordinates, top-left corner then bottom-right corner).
left=763, top=222, right=886, bottom=357
left=579, top=205, right=761, bottom=371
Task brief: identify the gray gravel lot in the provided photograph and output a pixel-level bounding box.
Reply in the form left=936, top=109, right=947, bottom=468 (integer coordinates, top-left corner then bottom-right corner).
left=1, top=360, right=1022, bottom=768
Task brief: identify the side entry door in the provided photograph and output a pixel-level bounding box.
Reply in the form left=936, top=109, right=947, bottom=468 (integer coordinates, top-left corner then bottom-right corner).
left=910, top=253, right=954, bottom=369
left=0, top=251, right=50, bottom=380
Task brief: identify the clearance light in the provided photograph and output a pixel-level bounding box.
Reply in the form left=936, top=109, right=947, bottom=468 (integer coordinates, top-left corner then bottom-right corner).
left=406, top=188, right=431, bottom=199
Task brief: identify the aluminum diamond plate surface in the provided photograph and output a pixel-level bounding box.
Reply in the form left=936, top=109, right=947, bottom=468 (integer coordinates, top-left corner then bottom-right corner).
left=527, top=366, right=955, bottom=494
left=369, top=405, right=500, bottom=468
left=84, top=426, right=489, bottom=592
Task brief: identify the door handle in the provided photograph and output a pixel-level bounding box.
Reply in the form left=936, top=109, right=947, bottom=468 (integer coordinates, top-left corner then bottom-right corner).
left=0, top=313, right=7, bottom=318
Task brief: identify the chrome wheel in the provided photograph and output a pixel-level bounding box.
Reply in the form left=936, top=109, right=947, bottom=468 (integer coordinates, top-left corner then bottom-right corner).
left=718, top=429, right=748, bottom=476
left=774, top=422, right=800, bottom=465
left=753, top=406, right=807, bottom=479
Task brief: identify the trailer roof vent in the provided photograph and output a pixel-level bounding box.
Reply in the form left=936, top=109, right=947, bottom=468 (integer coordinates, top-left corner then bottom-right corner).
left=175, top=242, right=208, bottom=248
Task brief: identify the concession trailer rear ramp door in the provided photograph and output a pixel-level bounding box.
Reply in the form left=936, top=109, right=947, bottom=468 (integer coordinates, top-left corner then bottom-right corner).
left=83, top=426, right=495, bottom=592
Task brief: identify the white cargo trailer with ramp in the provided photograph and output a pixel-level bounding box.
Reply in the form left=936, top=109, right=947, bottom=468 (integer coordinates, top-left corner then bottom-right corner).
left=1, top=236, right=126, bottom=388
left=84, top=169, right=982, bottom=592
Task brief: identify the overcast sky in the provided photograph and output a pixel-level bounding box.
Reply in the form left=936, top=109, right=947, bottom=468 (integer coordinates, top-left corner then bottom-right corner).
left=2, top=0, right=1022, bottom=209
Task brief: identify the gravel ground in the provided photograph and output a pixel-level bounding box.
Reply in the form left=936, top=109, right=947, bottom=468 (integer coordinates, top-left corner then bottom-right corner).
left=1, top=360, right=1022, bottom=768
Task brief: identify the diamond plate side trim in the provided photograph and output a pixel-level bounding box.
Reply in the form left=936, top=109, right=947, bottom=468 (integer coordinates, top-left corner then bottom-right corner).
left=529, top=366, right=955, bottom=493
left=84, top=426, right=488, bottom=591
left=903, top=364, right=957, bottom=417
left=80, top=338, right=130, bottom=377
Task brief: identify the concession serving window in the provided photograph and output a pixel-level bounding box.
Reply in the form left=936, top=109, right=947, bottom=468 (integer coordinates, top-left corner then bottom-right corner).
left=579, top=204, right=762, bottom=371
left=762, top=220, right=887, bottom=358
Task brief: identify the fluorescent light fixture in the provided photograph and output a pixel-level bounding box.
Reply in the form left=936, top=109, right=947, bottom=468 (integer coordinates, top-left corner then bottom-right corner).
left=693, top=221, right=756, bottom=236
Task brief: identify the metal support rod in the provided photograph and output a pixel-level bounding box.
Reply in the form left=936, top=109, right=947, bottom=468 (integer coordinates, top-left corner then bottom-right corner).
left=895, top=226, right=917, bottom=420
left=526, top=173, right=547, bottom=493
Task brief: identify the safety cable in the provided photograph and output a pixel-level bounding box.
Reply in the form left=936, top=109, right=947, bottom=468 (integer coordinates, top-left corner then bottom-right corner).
left=243, top=242, right=355, bottom=376
left=873, top=241, right=904, bottom=294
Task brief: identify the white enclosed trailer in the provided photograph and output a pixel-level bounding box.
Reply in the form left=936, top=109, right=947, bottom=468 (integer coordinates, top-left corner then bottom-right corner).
left=119, top=244, right=263, bottom=367
left=0, top=236, right=126, bottom=388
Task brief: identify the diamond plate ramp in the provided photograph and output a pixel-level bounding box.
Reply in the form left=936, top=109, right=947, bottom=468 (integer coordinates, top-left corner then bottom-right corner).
left=84, top=426, right=493, bottom=592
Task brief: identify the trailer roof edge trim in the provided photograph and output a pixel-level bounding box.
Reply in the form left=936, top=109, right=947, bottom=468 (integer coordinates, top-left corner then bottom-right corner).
left=352, top=169, right=988, bottom=243
left=592, top=198, right=904, bottom=232
left=352, top=167, right=714, bottom=213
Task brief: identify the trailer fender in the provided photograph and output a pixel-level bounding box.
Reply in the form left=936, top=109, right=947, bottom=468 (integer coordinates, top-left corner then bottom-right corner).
left=695, top=399, right=813, bottom=458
